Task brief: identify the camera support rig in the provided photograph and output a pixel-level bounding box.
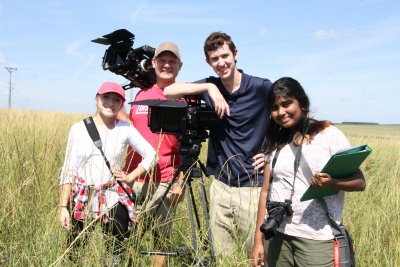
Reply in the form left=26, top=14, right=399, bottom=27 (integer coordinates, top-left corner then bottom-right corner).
left=140, top=129, right=216, bottom=266
left=129, top=98, right=218, bottom=265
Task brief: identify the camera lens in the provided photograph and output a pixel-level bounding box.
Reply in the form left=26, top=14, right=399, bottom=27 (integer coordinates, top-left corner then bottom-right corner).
left=260, top=218, right=279, bottom=240
left=260, top=206, right=287, bottom=240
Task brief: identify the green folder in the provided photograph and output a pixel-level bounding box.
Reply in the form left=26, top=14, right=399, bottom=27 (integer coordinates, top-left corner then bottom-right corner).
left=300, top=144, right=372, bottom=202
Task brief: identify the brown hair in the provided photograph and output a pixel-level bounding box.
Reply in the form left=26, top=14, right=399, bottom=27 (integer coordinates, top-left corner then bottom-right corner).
left=203, top=32, right=236, bottom=62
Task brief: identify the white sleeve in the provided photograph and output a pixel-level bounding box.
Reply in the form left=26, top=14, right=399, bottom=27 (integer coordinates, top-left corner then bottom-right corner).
left=326, top=126, right=351, bottom=156
left=59, top=126, right=78, bottom=185
left=126, top=125, right=157, bottom=172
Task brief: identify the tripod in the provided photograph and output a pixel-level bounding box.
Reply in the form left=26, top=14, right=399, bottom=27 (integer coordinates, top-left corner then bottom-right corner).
left=139, top=130, right=216, bottom=266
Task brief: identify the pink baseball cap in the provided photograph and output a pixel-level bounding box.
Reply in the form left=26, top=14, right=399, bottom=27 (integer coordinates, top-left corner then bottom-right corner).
left=96, top=82, right=126, bottom=101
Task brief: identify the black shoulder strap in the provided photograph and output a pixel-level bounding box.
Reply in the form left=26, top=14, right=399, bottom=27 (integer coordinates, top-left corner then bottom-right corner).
left=83, top=116, right=111, bottom=174
left=84, top=117, right=102, bottom=149
left=317, top=197, right=342, bottom=235
left=83, top=116, right=135, bottom=202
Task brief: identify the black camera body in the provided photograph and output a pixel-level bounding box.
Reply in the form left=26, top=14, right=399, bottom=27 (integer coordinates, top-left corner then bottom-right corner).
left=149, top=100, right=218, bottom=136
left=130, top=99, right=219, bottom=138
left=92, top=29, right=156, bottom=89
left=260, top=199, right=293, bottom=240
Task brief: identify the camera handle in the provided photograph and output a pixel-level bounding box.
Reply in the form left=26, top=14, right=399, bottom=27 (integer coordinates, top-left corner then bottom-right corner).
left=139, top=141, right=216, bottom=266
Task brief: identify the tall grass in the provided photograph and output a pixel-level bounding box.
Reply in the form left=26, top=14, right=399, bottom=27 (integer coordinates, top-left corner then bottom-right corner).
left=0, top=109, right=399, bottom=266
left=336, top=124, right=400, bottom=266
left=0, top=110, right=84, bottom=266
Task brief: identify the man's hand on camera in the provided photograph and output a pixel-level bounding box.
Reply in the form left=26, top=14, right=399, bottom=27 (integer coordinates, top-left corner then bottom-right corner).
left=207, top=83, right=230, bottom=118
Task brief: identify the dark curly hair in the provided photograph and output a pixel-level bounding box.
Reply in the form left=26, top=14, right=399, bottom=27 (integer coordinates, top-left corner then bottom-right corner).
left=265, top=77, right=332, bottom=153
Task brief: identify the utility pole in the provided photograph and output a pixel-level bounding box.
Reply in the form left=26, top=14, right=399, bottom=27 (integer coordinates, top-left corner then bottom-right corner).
left=4, top=66, right=17, bottom=109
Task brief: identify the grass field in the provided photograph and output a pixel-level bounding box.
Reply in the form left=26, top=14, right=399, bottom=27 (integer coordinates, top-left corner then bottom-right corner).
left=335, top=123, right=400, bottom=267
left=0, top=109, right=399, bottom=266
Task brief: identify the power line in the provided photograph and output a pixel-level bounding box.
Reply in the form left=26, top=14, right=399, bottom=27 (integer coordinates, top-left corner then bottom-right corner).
left=4, top=66, right=18, bottom=109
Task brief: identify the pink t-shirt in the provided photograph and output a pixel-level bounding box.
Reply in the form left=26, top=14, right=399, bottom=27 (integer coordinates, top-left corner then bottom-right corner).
left=124, top=85, right=180, bottom=183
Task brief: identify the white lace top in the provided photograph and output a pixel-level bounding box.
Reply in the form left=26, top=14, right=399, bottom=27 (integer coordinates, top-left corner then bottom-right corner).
left=268, top=125, right=350, bottom=240
left=59, top=120, right=157, bottom=210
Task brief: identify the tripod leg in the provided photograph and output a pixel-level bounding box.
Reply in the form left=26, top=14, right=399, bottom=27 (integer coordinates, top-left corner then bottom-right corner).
left=199, top=177, right=216, bottom=263
left=185, top=182, right=199, bottom=257
left=188, top=180, right=203, bottom=232
left=198, top=160, right=213, bottom=218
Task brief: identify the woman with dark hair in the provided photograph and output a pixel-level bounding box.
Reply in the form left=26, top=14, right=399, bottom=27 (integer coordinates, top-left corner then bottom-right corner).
left=251, top=77, right=366, bottom=266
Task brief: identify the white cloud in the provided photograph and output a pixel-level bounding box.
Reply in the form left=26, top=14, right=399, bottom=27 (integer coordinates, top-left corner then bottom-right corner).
left=65, top=40, right=82, bottom=57
left=130, top=0, right=151, bottom=24
left=259, top=27, right=268, bottom=37
left=312, top=28, right=359, bottom=41
left=132, top=3, right=232, bottom=26
left=258, top=15, right=400, bottom=124
left=73, top=53, right=97, bottom=78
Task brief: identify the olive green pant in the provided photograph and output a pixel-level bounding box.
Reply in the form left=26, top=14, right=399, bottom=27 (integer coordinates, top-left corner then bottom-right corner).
left=265, top=231, right=334, bottom=267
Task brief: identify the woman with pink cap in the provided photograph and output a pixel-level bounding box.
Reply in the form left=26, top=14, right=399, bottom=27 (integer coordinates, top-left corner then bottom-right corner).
left=58, top=81, right=157, bottom=261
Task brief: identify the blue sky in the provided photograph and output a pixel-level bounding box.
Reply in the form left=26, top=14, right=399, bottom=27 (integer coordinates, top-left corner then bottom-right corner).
left=0, top=0, right=399, bottom=124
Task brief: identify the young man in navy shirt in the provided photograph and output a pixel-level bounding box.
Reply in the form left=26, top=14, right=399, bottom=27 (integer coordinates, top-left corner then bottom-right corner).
left=164, top=32, right=272, bottom=259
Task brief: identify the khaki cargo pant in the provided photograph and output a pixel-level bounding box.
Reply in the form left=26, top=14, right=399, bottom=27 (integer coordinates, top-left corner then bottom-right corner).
left=209, top=179, right=261, bottom=257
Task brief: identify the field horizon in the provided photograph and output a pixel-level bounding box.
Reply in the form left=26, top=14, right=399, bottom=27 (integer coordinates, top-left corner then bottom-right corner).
left=1, top=109, right=399, bottom=266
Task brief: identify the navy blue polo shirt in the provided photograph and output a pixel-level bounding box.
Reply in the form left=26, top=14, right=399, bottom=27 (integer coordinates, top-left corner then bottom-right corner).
left=196, top=71, right=271, bottom=187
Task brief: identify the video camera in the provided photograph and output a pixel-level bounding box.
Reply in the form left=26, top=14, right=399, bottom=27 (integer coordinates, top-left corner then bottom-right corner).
left=92, top=29, right=156, bottom=89
left=93, top=29, right=219, bottom=147
left=131, top=98, right=218, bottom=140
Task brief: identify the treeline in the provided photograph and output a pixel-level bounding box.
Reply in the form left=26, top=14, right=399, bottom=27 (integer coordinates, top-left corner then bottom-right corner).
left=341, top=122, right=379, bottom=125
